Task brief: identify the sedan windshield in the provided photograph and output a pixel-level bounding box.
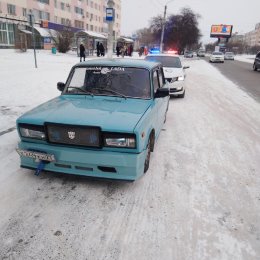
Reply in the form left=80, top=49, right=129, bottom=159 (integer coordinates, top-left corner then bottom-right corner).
left=66, top=66, right=151, bottom=99
left=145, top=56, right=182, bottom=68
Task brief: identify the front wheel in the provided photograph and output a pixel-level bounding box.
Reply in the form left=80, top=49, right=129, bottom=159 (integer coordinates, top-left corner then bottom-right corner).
left=253, top=63, right=257, bottom=71
left=144, top=138, right=151, bottom=173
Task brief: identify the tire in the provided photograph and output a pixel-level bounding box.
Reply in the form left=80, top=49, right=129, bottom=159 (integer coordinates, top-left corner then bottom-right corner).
left=253, top=63, right=257, bottom=71
left=179, top=90, right=185, bottom=98
left=144, top=138, right=152, bottom=173
left=164, top=112, right=167, bottom=123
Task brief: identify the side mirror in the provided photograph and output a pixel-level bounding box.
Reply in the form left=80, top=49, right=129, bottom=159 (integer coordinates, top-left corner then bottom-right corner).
left=154, top=88, right=169, bottom=98
left=57, top=82, right=65, bottom=92
left=183, top=66, right=190, bottom=69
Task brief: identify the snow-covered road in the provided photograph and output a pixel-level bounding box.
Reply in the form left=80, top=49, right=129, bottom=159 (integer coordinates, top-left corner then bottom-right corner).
left=0, top=50, right=259, bottom=260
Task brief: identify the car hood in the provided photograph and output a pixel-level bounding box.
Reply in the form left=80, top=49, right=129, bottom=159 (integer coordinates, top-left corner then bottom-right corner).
left=163, top=67, right=184, bottom=78
left=17, top=95, right=152, bottom=132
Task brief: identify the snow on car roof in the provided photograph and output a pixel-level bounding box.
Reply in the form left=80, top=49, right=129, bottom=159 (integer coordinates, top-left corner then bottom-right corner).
left=75, top=58, right=161, bottom=70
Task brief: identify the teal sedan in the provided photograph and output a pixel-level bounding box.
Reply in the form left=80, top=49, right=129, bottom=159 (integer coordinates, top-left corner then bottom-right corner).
left=16, top=59, right=170, bottom=181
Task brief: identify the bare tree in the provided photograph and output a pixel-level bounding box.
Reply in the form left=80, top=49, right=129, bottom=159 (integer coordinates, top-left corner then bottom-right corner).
left=136, top=28, right=156, bottom=47
left=49, top=28, right=74, bottom=53
left=148, top=8, right=201, bottom=53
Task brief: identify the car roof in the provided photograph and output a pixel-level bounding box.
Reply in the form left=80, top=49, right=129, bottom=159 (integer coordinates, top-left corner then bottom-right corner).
left=74, top=58, right=161, bottom=70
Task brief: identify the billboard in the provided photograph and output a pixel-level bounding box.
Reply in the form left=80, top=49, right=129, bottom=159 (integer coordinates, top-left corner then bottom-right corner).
left=210, top=25, right=233, bottom=38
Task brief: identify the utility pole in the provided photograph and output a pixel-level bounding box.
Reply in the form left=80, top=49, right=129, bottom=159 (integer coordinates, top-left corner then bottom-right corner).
left=160, top=5, right=167, bottom=53
left=28, top=11, right=37, bottom=68
left=106, top=0, right=115, bottom=59
left=160, top=0, right=174, bottom=53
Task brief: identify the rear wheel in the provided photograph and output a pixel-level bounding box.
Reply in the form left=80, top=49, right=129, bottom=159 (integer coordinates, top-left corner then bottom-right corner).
left=144, top=138, right=152, bottom=173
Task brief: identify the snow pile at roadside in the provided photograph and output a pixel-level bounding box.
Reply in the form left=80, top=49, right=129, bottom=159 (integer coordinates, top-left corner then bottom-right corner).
left=234, top=54, right=255, bottom=64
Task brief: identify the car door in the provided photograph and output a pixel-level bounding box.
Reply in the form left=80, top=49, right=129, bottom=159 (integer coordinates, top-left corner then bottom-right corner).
left=153, top=67, right=168, bottom=134
left=256, top=52, right=260, bottom=68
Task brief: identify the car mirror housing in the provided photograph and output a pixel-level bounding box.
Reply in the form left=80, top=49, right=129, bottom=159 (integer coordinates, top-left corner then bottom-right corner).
left=57, top=82, right=65, bottom=92
left=154, top=88, right=169, bottom=98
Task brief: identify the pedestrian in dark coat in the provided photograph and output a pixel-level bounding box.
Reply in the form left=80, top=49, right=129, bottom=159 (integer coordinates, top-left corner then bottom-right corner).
left=99, top=43, right=105, bottom=56
left=96, top=42, right=100, bottom=57
left=116, top=44, right=120, bottom=57
left=129, top=44, right=133, bottom=56
left=79, top=43, right=85, bottom=62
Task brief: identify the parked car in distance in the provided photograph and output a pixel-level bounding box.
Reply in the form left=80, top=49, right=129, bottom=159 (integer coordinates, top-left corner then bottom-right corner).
left=145, top=53, right=189, bottom=98
left=253, top=51, right=260, bottom=71
left=184, top=51, right=194, bottom=58
left=16, top=59, right=170, bottom=181
left=224, top=52, right=235, bottom=60
left=209, top=51, right=224, bottom=63
left=197, top=49, right=206, bottom=57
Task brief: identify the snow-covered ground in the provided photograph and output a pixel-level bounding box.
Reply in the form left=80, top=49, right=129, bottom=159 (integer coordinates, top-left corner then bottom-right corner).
left=0, top=50, right=260, bottom=260
left=234, top=54, right=255, bottom=64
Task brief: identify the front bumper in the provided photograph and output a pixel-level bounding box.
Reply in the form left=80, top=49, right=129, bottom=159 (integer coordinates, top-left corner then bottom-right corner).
left=210, top=58, right=224, bottom=62
left=17, top=141, right=147, bottom=181
left=168, top=81, right=185, bottom=96
left=224, top=57, right=234, bottom=60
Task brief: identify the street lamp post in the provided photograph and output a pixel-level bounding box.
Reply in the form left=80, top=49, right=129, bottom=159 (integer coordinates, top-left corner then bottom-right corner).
left=28, top=11, right=37, bottom=68
left=160, top=0, right=174, bottom=53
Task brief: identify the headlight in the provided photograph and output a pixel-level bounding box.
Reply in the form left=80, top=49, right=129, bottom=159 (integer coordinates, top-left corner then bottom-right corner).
left=103, top=133, right=136, bottom=148
left=19, top=124, right=46, bottom=140
left=177, top=76, right=184, bottom=81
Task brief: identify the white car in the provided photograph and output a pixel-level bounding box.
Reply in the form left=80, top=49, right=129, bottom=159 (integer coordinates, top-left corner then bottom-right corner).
left=224, top=52, right=235, bottom=60
left=210, top=52, right=224, bottom=63
left=145, top=54, right=189, bottom=98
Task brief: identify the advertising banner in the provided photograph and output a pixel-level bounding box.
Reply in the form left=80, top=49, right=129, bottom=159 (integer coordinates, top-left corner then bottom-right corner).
left=210, top=25, right=233, bottom=38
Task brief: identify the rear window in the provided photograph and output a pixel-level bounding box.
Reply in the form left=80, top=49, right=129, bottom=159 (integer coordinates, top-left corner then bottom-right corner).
left=66, top=66, right=151, bottom=99
left=145, top=56, right=182, bottom=68
left=225, top=52, right=234, bottom=55
left=212, top=52, right=223, bottom=55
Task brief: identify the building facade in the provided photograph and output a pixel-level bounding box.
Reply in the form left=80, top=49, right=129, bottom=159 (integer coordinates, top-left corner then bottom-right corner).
left=0, top=0, right=121, bottom=48
left=244, top=23, right=260, bottom=47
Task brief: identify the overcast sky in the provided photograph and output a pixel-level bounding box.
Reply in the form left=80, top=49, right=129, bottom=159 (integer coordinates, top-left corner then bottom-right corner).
left=121, top=0, right=260, bottom=44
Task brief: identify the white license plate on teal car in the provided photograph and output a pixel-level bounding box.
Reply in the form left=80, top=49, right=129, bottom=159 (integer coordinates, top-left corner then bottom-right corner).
left=16, top=149, right=56, bottom=162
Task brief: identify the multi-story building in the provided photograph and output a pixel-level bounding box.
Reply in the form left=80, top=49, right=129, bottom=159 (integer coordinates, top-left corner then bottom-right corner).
left=229, top=33, right=244, bottom=45
left=0, top=0, right=121, bottom=49
left=244, top=23, right=260, bottom=47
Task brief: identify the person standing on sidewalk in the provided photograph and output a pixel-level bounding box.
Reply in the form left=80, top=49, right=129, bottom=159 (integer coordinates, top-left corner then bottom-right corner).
left=79, top=43, right=85, bottom=62
left=96, top=42, right=100, bottom=57
left=99, top=43, right=105, bottom=56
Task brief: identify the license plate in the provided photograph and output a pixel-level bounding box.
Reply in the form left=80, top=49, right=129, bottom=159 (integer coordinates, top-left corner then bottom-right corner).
left=16, top=149, right=56, bottom=162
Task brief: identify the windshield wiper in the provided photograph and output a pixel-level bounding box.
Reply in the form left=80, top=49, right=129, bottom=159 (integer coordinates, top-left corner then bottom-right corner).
left=91, top=87, right=127, bottom=99
left=67, top=86, right=93, bottom=96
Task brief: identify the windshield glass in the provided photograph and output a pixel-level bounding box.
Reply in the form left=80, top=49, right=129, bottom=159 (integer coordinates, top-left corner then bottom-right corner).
left=212, top=52, right=223, bottom=55
left=225, top=52, right=234, bottom=55
left=145, top=56, right=182, bottom=68
left=66, top=66, right=151, bottom=99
